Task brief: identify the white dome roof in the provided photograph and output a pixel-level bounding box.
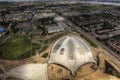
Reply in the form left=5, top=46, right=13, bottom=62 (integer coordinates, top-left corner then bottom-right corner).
left=6, top=64, right=48, bottom=80
left=54, top=16, right=64, bottom=22
left=48, top=36, right=96, bottom=74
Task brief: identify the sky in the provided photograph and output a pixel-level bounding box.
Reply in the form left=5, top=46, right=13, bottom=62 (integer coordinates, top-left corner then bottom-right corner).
left=0, top=0, right=120, bottom=2
left=0, top=0, right=36, bottom=1
left=0, top=0, right=66, bottom=1
left=0, top=0, right=92, bottom=1
left=0, top=0, right=40, bottom=1
left=0, top=0, right=78, bottom=1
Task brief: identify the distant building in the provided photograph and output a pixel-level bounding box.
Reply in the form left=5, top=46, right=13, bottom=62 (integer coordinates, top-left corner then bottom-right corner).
left=0, top=26, right=6, bottom=37
left=54, top=16, right=65, bottom=22
left=46, top=23, right=67, bottom=34
left=15, top=22, right=43, bottom=37
left=21, top=26, right=42, bottom=38
left=46, top=16, right=67, bottom=34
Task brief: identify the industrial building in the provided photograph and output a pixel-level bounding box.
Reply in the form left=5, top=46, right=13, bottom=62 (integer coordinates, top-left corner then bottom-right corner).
left=0, top=25, right=6, bottom=37
left=46, top=16, right=67, bottom=34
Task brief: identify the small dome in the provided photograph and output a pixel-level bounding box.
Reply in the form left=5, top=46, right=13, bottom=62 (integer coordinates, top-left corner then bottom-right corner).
left=48, top=36, right=96, bottom=74
left=54, top=16, right=64, bottom=22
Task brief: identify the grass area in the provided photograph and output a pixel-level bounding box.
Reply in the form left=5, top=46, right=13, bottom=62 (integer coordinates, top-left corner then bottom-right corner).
left=37, top=33, right=65, bottom=53
left=6, top=76, right=23, bottom=80
left=0, top=35, right=40, bottom=60
left=42, top=33, right=64, bottom=44
left=44, top=39, right=49, bottom=44
left=49, top=33, right=64, bottom=43
left=18, top=43, right=41, bottom=59
left=39, top=45, right=48, bottom=53
left=105, top=61, right=120, bottom=78
left=39, top=40, right=43, bottom=42
left=42, top=53, right=48, bottom=58
left=80, top=34, right=98, bottom=48
left=0, top=69, right=4, bottom=74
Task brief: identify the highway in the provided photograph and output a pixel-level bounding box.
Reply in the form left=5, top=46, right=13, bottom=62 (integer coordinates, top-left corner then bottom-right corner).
left=66, top=19, right=120, bottom=68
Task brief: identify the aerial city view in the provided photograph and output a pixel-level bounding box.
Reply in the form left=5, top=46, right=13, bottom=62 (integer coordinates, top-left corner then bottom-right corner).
left=0, top=0, right=120, bottom=80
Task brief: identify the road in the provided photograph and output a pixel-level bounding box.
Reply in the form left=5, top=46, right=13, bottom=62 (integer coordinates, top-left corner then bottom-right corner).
left=66, top=19, right=120, bottom=67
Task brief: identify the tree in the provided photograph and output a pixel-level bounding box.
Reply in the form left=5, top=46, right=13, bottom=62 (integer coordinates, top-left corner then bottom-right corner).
left=42, top=53, right=48, bottom=58
left=1, top=10, right=5, bottom=23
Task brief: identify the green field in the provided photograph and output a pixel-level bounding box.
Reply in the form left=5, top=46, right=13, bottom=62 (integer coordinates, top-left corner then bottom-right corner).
left=0, top=35, right=40, bottom=60
left=80, top=34, right=98, bottom=48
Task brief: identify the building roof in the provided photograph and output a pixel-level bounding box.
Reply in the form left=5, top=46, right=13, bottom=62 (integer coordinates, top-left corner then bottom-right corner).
left=54, top=16, right=64, bottom=22
left=6, top=64, right=48, bottom=80
left=0, top=26, right=6, bottom=34
left=48, top=36, right=96, bottom=74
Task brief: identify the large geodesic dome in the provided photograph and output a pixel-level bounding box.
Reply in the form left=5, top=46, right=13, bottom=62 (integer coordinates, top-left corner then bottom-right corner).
left=48, top=36, right=96, bottom=74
